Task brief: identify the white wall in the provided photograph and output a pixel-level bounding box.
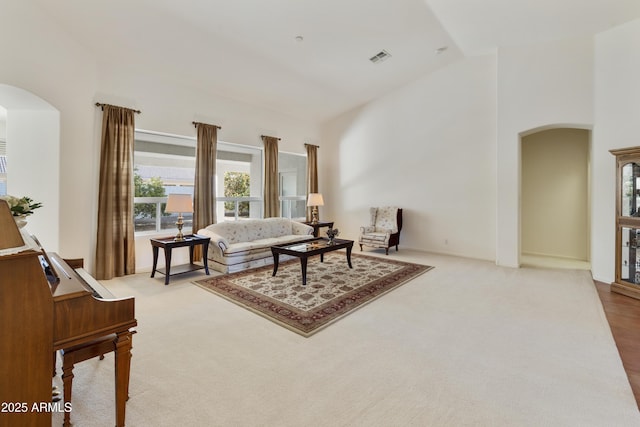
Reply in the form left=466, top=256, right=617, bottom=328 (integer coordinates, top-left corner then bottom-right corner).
left=0, top=1, right=96, bottom=260
left=95, top=64, right=320, bottom=154
left=0, top=0, right=320, bottom=274
left=593, top=19, right=640, bottom=282
left=321, top=55, right=497, bottom=261
left=322, top=36, right=597, bottom=266
left=7, top=108, right=60, bottom=251
left=496, top=36, right=594, bottom=267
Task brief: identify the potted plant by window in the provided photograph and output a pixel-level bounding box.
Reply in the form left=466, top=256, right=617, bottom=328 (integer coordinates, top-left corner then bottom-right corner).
left=0, top=195, right=43, bottom=228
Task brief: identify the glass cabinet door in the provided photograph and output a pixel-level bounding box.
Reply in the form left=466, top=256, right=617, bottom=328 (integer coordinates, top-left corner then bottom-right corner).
left=612, top=148, right=640, bottom=299
left=621, top=227, right=640, bottom=284
left=621, top=162, right=640, bottom=217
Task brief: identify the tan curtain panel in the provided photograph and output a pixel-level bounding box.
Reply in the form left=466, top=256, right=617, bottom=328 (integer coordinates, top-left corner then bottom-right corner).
left=262, top=136, right=280, bottom=218
left=305, top=143, right=319, bottom=222
left=193, top=123, right=218, bottom=260
left=95, top=105, right=136, bottom=280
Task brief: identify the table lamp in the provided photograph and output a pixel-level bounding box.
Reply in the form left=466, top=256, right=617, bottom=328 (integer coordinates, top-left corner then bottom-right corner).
left=165, top=194, right=193, bottom=241
left=307, top=193, right=324, bottom=224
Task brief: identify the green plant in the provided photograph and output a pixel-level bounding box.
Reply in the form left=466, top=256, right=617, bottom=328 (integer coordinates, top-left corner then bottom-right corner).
left=134, top=169, right=166, bottom=218
left=0, top=195, right=43, bottom=217
left=224, top=172, right=250, bottom=216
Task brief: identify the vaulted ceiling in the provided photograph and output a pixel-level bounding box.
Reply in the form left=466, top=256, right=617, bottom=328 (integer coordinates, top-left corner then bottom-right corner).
left=31, top=0, right=640, bottom=123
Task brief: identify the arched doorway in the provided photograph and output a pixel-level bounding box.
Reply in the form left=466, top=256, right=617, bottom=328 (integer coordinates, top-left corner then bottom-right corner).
left=520, top=127, right=591, bottom=269
left=0, top=84, right=60, bottom=251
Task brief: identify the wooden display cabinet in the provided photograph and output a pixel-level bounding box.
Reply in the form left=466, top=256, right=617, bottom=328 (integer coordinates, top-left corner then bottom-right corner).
left=611, top=146, right=640, bottom=299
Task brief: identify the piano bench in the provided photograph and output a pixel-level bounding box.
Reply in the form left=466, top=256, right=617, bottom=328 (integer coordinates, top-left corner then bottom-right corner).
left=60, top=334, right=123, bottom=427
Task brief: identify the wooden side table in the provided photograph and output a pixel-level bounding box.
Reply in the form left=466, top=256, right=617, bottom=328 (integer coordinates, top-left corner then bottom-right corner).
left=303, top=220, right=334, bottom=237
left=150, top=234, right=210, bottom=285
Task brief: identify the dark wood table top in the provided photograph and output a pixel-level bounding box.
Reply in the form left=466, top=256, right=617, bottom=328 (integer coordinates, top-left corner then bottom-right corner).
left=150, top=234, right=210, bottom=247
left=271, top=237, right=353, bottom=257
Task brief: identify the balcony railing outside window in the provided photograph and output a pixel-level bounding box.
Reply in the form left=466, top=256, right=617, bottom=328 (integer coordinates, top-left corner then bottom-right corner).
left=134, top=196, right=193, bottom=234
left=217, top=197, right=262, bottom=220
left=134, top=196, right=263, bottom=234
left=280, top=195, right=306, bottom=221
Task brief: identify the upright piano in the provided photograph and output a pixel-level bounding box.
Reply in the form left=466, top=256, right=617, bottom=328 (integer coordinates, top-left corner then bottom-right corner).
left=0, top=202, right=137, bottom=427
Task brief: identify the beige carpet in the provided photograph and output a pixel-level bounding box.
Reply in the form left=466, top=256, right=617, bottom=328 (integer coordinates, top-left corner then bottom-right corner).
left=193, top=252, right=433, bottom=336
left=52, top=250, right=640, bottom=427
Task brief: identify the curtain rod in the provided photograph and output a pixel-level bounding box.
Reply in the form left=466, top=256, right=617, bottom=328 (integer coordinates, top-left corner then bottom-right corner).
left=304, top=143, right=319, bottom=148
left=192, top=121, right=221, bottom=129
left=95, top=102, right=141, bottom=114
left=261, top=134, right=281, bottom=141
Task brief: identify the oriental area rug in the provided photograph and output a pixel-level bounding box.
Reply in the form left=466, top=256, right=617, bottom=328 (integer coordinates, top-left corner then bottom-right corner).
left=193, top=252, right=433, bottom=337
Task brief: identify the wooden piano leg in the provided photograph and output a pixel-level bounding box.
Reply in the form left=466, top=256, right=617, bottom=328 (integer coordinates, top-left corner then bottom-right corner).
left=114, top=331, right=133, bottom=427
left=61, top=360, right=74, bottom=427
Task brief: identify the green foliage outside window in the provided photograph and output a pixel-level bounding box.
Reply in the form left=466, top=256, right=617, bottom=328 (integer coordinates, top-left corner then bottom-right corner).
left=134, top=169, right=166, bottom=218
left=224, top=172, right=250, bottom=216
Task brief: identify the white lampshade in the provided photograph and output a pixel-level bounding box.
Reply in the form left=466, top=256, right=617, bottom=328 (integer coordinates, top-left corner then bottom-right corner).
left=307, top=193, right=324, bottom=207
left=165, top=194, right=193, bottom=214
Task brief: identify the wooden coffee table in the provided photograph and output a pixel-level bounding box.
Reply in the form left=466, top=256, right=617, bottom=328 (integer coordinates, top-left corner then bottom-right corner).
left=271, top=237, right=353, bottom=286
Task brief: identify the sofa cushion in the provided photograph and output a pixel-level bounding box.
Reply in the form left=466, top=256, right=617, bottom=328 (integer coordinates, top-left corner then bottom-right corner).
left=224, top=234, right=311, bottom=256
left=360, top=232, right=388, bottom=242
left=253, top=235, right=311, bottom=247
left=225, top=241, right=262, bottom=255
left=359, top=232, right=390, bottom=246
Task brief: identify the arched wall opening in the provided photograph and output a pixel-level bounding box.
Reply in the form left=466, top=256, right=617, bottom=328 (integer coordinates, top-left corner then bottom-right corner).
left=0, top=84, right=60, bottom=251
left=519, top=125, right=591, bottom=269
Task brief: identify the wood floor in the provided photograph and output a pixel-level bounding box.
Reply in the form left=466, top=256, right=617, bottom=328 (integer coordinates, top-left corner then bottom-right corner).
left=595, top=281, right=640, bottom=409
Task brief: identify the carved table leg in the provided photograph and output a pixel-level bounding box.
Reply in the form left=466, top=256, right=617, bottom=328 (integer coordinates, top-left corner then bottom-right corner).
left=114, top=331, right=133, bottom=427
left=272, top=252, right=280, bottom=276
left=163, top=247, right=172, bottom=285
left=151, top=246, right=159, bottom=278
left=202, top=240, right=210, bottom=275
left=300, top=257, right=308, bottom=286
left=61, top=361, right=74, bottom=427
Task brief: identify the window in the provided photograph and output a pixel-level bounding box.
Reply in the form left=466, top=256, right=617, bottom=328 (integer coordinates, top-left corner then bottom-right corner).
left=133, top=131, right=195, bottom=234
left=133, top=130, right=263, bottom=234
left=278, top=152, right=307, bottom=221
left=133, top=130, right=308, bottom=233
left=216, top=143, right=263, bottom=220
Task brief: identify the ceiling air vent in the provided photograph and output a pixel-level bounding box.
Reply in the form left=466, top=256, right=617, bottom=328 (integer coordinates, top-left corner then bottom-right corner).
left=369, top=50, right=391, bottom=64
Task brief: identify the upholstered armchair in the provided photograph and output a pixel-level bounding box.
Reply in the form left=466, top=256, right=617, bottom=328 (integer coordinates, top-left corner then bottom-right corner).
left=359, top=207, right=403, bottom=255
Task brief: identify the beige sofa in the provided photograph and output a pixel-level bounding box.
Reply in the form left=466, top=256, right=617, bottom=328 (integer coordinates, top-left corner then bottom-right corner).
left=197, top=217, right=314, bottom=273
